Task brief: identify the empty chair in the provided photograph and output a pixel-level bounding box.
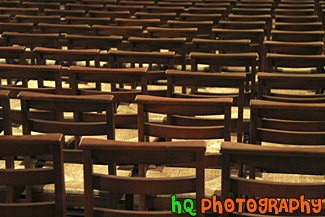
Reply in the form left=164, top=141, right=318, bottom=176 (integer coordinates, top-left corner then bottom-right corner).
left=0, top=46, right=26, bottom=64
left=120, top=0, right=155, bottom=5
left=0, top=134, right=66, bottom=217
left=66, top=34, right=123, bottom=50
left=257, top=72, right=325, bottom=103
left=187, top=7, right=227, bottom=17
left=190, top=52, right=258, bottom=97
left=219, top=20, right=268, bottom=37
left=0, top=90, right=11, bottom=135
left=266, top=53, right=325, bottom=73
left=249, top=99, right=325, bottom=148
left=167, top=20, right=213, bottom=37
left=135, top=12, right=176, bottom=24
left=166, top=70, right=246, bottom=142
left=43, top=9, right=86, bottom=17
left=231, top=7, right=272, bottom=15
left=274, top=14, right=319, bottom=22
left=145, top=6, right=185, bottom=15
left=2, top=32, right=60, bottom=49
left=128, top=36, right=187, bottom=70
left=0, top=1, right=20, bottom=8
left=115, top=18, right=160, bottom=27
left=81, top=138, right=205, bottom=216
left=38, top=23, right=90, bottom=35
left=157, top=1, right=193, bottom=7
left=65, top=3, right=104, bottom=11
left=88, top=10, right=130, bottom=19
left=179, top=13, right=222, bottom=25
left=275, top=8, right=315, bottom=15
left=65, top=16, right=111, bottom=25
left=0, top=22, right=34, bottom=33
left=92, top=25, right=143, bottom=39
left=22, top=2, right=60, bottom=11
left=147, top=27, right=198, bottom=42
left=68, top=66, right=148, bottom=129
left=15, top=15, right=60, bottom=25
left=33, top=47, right=100, bottom=67
left=135, top=94, right=232, bottom=171
left=271, top=30, right=325, bottom=42
left=221, top=141, right=325, bottom=216
left=105, top=4, right=144, bottom=14
left=262, top=41, right=324, bottom=71
left=0, top=7, right=38, bottom=16
left=274, top=22, right=323, bottom=31
left=192, top=38, right=251, bottom=53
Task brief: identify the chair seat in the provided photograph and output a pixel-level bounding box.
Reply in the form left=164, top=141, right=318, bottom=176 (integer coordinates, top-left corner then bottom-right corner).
left=147, top=166, right=221, bottom=198
left=32, top=163, right=132, bottom=195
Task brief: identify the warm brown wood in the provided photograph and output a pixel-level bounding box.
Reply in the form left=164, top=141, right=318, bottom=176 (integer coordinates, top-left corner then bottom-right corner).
left=88, top=10, right=130, bottom=19
left=221, top=142, right=325, bottom=206
left=0, top=134, right=66, bottom=217
left=66, top=16, right=111, bottom=25
left=257, top=72, right=325, bottom=103
left=192, top=38, right=250, bottom=53
left=43, top=8, right=86, bottom=17
left=115, top=18, right=160, bottom=28
left=81, top=138, right=205, bottom=217
left=135, top=12, right=176, bottom=24
left=0, top=90, right=11, bottom=135
left=128, top=36, right=186, bottom=70
left=0, top=22, right=34, bottom=33
left=2, top=32, right=60, bottom=49
left=15, top=15, right=60, bottom=25
left=167, top=20, right=213, bottom=37
left=68, top=66, right=147, bottom=128
left=65, top=3, right=104, bottom=11
left=136, top=94, right=232, bottom=168
left=0, top=7, right=38, bottom=16
left=250, top=99, right=325, bottom=145
left=38, top=23, right=90, bottom=35
left=22, top=2, right=60, bottom=11
left=274, top=22, right=323, bottom=31
left=33, top=47, right=100, bottom=67
left=179, top=13, right=222, bottom=25
left=190, top=52, right=258, bottom=97
left=66, top=34, right=122, bottom=50
left=92, top=25, right=143, bottom=39
left=145, top=6, right=185, bottom=15
left=271, top=30, right=324, bottom=42
left=0, top=46, right=26, bottom=64
left=167, top=70, right=246, bottom=142
left=266, top=53, right=325, bottom=73
left=147, top=26, right=198, bottom=42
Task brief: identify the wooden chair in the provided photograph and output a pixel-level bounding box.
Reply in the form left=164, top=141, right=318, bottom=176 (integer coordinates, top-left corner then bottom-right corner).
left=147, top=27, right=198, bottom=42
left=22, top=2, right=60, bottom=11
left=115, top=18, right=160, bottom=28
left=81, top=0, right=116, bottom=5
left=192, top=38, right=251, bottom=53
left=271, top=30, right=324, bottom=42
left=105, top=4, right=144, bottom=14
left=257, top=72, right=325, bottom=103
left=274, top=22, right=323, bottom=31
left=0, top=134, right=66, bottom=217
left=0, top=1, right=20, bottom=8
left=227, top=14, right=272, bottom=39
left=2, top=32, right=60, bottom=49
left=92, top=25, right=143, bottom=39
left=108, top=49, right=175, bottom=85
left=135, top=94, right=232, bottom=168
left=88, top=10, right=130, bottom=19
left=43, top=9, right=86, bottom=17
left=0, top=22, right=34, bottom=33
left=81, top=138, right=205, bottom=217
left=15, top=15, right=61, bottom=26
left=167, top=20, right=213, bottom=37
left=187, top=7, right=227, bottom=17
left=250, top=99, right=325, bottom=146
left=68, top=66, right=148, bottom=129
left=145, top=6, right=185, bottom=15
left=221, top=141, right=325, bottom=216
left=219, top=21, right=267, bottom=37
left=0, top=45, right=26, bottom=64
left=275, top=8, right=315, bottom=15
left=157, top=1, right=193, bottom=7
left=274, top=14, right=319, bottom=23
left=65, top=16, right=111, bottom=25
left=0, top=90, right=11, bottom=135
left=266, top=53, right=325, bottom=73
left=38, top=23, right=91, bottom=35
left=33, top=47, right=100, bottom=67
left=262, top=41, right=323, bottom=71
left=66, top=34, right=123, bottom=50
left=230, top=7, right=272, bottom=15
left=190, top=52, right=258, bottom=97
left=19, top=91, right=115, bottom=148
left=135, top=12, right=176, bottom=25
left=212, top=28, right=264, bottom=69
left=0, top=7, right=38, bottom=16
left=166, top=69, right=246, bottom=142
left=128, top=36, right=187, bottom=70
left=120, top=0, right=155, bottom=6
left=179, top=13, right=222, bottom=25
left=65, top=3, right=104, bottom=11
